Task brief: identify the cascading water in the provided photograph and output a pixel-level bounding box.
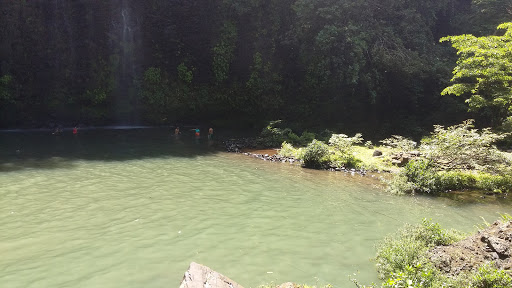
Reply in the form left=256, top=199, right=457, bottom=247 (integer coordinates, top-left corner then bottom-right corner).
left=110, top=0, right=140, bottom=125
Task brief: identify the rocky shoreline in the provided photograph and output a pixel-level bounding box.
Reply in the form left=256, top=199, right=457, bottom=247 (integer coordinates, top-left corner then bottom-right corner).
left=222, top=138, right=374, bottom=177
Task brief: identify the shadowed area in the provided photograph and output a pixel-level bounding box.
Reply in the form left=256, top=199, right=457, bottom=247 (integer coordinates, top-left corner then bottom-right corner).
left=0, top=127, right=219, bottom=172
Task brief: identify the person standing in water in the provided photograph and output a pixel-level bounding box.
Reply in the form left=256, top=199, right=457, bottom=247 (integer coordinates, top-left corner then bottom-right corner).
left=208, top=127, right=214, bottom=140
left=174, top=126, right=180, bottom=135
left=194, top=128, right=200, bottom=138
left=73, top=127, right=78, bottom=135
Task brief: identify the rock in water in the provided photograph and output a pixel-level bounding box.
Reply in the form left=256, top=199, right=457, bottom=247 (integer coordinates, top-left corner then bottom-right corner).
left=179, top=262, right=244, bottom=288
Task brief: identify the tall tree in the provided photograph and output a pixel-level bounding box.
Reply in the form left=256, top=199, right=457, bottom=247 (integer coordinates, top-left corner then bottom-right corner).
left=441, top=22, right=512, bottom=126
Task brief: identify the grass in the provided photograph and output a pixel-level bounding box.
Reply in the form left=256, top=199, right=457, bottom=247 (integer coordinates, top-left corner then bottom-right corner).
left=351, top=146, right=398, bottom=172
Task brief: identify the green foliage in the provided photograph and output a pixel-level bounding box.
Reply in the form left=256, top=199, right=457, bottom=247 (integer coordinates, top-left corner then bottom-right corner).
left=329, top=152, right=362, bottom=169
left=329, top=133, right=363, bottom=153
left=300, top=132, right=316, bottom=145
left=401, top=159, right=440, bottom=194
left=140, top=66, right=188, bottom=123
left=246, top=52, right=283, bottom=110
left=388, top=162, right=512, bottom=195
left=177, top=62, right=193, bottom=84
left=381, top=264, right=438, bottom=288
left=475, top=173, right=512, bottom=194
left=380, top=136, right=417, bottom=152
left=325, top=133, right=363, bottom=169
left=303, top=139, right=330, bottom=168
left=471, top=263, right=512, bottom=288
left=441, top=22, right=512, bottom=125
left=279, top=141, right=297, bottom=158
left=0, top=74, right=15, bottom=104
left=420, top=120, right=508, bottom=170
left=259, top=120, right=293, bottom=147
left=212, top=22, right=237, bottom=84
left=375, top=219, right=463, bottom=280
left=358, top=219, right=512, bottom=288
left=437, top=171, right=477, bottom=191
left=260, top=121, right=317, bottom=147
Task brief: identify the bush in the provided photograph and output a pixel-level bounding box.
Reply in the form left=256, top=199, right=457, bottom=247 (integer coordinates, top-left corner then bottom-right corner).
left=375, top=219, right=463, bottom=280
left=420, top=120, right=508, bottom=170
left=259, top=120, right=292, bottom=147
left=279, top=141, right=297, bottom=158
left=388, top=165, right=512, bottom=195
left=259, top=121, right=317, bottom=147
left=303, top=140, right=330, bottom=168
left=380, top=135, right=417, bottom=152
left=475, top=173, right=512, bottom=193
left=471, top=263, right=512, bottom=288
left=437, top=171, right=477, bottom=191
left=356, top=220, right=512, bottom=288
left=402, top=159, right=440, bottom=194
left=299, top=131, right=316, bottom=145
left=329, top=133, right=363, bottom=154
left=279, top=141, right=305, bottom=159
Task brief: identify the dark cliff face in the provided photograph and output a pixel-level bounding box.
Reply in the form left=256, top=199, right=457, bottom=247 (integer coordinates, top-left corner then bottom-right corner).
left=0, top=0, right=508, bottom=131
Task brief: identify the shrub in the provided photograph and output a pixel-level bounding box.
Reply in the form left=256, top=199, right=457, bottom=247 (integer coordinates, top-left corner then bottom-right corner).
left=402, top=159, right=440, bottom=194
left=420, top=120, right=508, bottom=170
left=388, top=166, right=512, bottom=195
left=381, top=264, right=439, bottom=288
left=319, top=129, right=335, bottom=142
left=259, top=120, right=292, bottom=147
left=279, top=141, right=297, bottom=158
left=356, top=220, right=512, bottom=288
left=471, top=263, right=512, bottom=288
left=437, top=171, right=477, bottom=191
left=380, top=135, right=417, bottom=152
left=475, top=173, right=512, bottom=193
left=299, top=131, right=316, bottom=145
left=259, top=121, right=317, bottom=147
left=279, top=141, right=305, bottom=159
left=303, top=140, right=329, bottom=168
left=329, top=133, right=363, bottom=154
left=375, top=219, right=463, bottom=280
left=386, top=174, right=415, bottom=195
left=286, top=132, right=301, bottom=145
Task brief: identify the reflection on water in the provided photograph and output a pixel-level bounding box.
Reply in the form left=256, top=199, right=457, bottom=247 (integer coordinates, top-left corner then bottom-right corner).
left=0, top=129, right=511, bottom=287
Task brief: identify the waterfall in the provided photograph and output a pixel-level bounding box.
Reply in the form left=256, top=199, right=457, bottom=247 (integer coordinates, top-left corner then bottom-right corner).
left=111, top=0, right=140, bottom=125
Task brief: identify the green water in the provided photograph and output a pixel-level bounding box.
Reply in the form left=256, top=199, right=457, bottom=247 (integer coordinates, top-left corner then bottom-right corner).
left=1, top=128, right=511, bottom=288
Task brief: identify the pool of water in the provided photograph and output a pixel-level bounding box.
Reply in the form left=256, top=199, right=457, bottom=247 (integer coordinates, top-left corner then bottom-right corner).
left=0, top=128, right=510, bottom=287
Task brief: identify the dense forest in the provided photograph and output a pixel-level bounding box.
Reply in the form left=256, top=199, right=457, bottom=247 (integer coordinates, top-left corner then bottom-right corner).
left=0, top=0, right=510, bottom=137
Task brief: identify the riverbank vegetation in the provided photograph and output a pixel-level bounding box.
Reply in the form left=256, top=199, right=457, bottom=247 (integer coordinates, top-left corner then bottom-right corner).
left=268, top=119, right=512, bottom=195
left=353, top=216, right=512, bottom=288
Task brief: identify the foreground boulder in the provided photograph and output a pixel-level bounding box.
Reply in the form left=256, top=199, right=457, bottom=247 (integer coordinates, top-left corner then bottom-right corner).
left=179, top=262, right=244, bottom=288
left=429, top=220, right=512, bottom=276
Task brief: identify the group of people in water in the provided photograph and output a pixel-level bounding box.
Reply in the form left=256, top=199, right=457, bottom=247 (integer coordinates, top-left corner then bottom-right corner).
left=52, top=126, right=78, bottom=135
left=51, top=125, right=213, bottom=140
left=174, top=126, right=214, bottom=140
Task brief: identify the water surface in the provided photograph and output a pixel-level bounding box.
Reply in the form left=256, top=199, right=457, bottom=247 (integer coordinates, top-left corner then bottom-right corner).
left=0, top=129, right=510, bottom=287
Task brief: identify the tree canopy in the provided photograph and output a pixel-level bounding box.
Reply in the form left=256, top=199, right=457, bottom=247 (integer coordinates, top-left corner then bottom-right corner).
left=0, top=1, right=510, bottom=133
left=441, top=22, right=512, bottom=125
